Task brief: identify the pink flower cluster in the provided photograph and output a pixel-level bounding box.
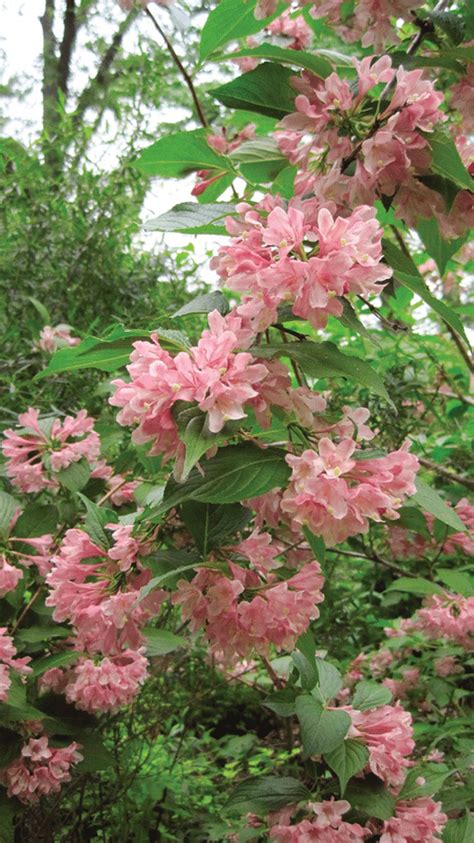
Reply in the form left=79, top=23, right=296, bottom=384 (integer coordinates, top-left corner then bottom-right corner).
left=346, top=702, right=415, bottom=788
left=3, top=408, right=100, bottom=493
left=388, top=497, right=474, bottom=559
left=46, top=526, right=161, bottom=656
left=281, top=439, right=418, bottom=546
left=310, top=0, right=422, bottom=50
left=0, top=737, right=82, bottom=803
left=0, top=628, right=31, bottom=702
left=212, top=198, right=391, bottom=332
left=36, top=324, right=80, bottom=354
left=173, top=559, right=324, bottom=661
left=269, top=799, right=369, bottom=841
left=380, top=797, right=447, bottom=843
left=405, top=592, right=474, bottom=651
left=39, top=650, right=149, bottom=714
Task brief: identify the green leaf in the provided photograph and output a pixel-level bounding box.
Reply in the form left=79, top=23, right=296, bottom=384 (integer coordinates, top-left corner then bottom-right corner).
left=226, top=775, right=311, bottom=815
left=56, top=459, right=90, bottom=493
left=144, top=628, right=186, bottom=656
left=137, top=562, right=201, bottom=602
left=383, top=240, right=469, bottom=347
left=303, top=526, right=325, bottom=565
left=76, top=736, right=114, bottom=772
left=436, top=568, right=474, bottom=597
left=199, top=0, right=285, bottom=60
left=385, top=576, right=445, bottom=597
left=77, top=493, right=117, bottom=550
left=30, top=650, right=80, bottom=679
left=427, top=128, right=474, bottom=192
left=253, top=340, right=391, bottom=403
left=173, top=290, right=230, bottom=318
left=15, top=626, right=70, bottom=644
left=346, top=775, right=396, bottom=820
left=0, top=791, right=18, bottom=843
left=292, top=651, right=318, bottom=691
left=211, top=63, right=296, bottom=119
left=295, top=695, right=350, bottom=757
left=230, top=137, right=287, bottom=183
left=396, top=506, right=430, bottom=538
left=352, top=680, right=393, bottom=711
left=220, top=43, right=333, bottom=77
left=443, top=814, right=474, bottom=843
left=12, top=504, right=58, bottom=538
left=325, top=739, right=369, bottom=795
left=314, top=659, right=343, bottom=702
left=174, top=406, right=218, bottom=481
left=399, top=764, right=452, bottom=800
left=134, top=129, right=230, bottom=178
left=272, top=165, right=297, bottom=199
left=0, top=491, right=21, bottom=537
left=336, top=297, right=379, bottom=345
left=148, top=443, right=290, bottom=519
left=426, top=10, right=465, bottom=44
left=180, top=501, right=251, bottom=555
left=417, top=217, right=466, bottom=277
left=263, top=689, right=297, bottom=717
left=413, top=477, right=467, bottom=533
left=144, top=202, right=235, bottom=235
left=28, top=296, right=51, bottom=325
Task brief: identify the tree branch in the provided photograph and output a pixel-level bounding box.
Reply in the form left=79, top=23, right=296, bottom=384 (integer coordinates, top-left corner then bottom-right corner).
left=58, top=0, right=77, bottom=96
left=418, top=457, right=474, bottom=492
left=40, top=0, right=59, bottom=136
left=144, top=7, right=207, bottom=128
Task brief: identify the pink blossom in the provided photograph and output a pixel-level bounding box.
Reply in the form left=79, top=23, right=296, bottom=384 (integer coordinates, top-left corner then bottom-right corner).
left=269, top=798, right=369, bottom=841
left=0, top=627, right=31, bottom=702
left=346, top=702, right=415, bottom=787
left=64, top=650, right=148, bottom=713
left=0, top=557, right=23, bottom=596
left=406, top=593, right=474, bottom=651
left=380, top=797, right=447, bottom=842
left=434, top=655, right=462, bottom=677
left=36, top=324, right=80, bottom=354
left=267, top=10, right=312, bottom=50
left=1, top=737, right=82, bottom=803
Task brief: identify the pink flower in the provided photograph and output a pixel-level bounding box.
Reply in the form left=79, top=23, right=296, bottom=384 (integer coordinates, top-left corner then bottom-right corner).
left=346, top=702, right=415, bottom=788
left=267, top=10, right=312, bottom=50
left=0, top=557, right=23, bottom=596
left=2, top=408, right=100, bottom=493
left=36, top=324, right=80, bottom=354
left=434, top=655, right=462, bottom=677
left=1, top=737, right=82, bottom=803
left=0, top=627, right=31, bottom=702
left=64, top=650, right=148, bottom=713
left=270, top=798, right=369, bottom=841
left=407, top=593, right=474, bottom=651
left=380, top=797, right=447, bottom=843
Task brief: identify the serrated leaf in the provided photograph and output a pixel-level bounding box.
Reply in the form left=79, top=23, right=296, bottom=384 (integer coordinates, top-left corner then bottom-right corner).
left=230, top=137, right=287, bottom=183
left=211, top=63, right=296, bottom=119
left=436, top=568, right=474, bottom=597
left=0, top=491, right=20, bottom=537
left=386, top=576, right=445, bottom=597
left=295, top=695, right=350, bottom=757
left=226, top=775, right=311, bottom=815
left=134, top=129, right=230, bottom=178
left=427, top=10, right=465, bottom=44
left=292, top=651, right=318, bottom=691
left=262, top=689, right=297, bottom=717
left=56, top=460, right=90, bottom=493
left=325, top=739, right=369, bottom=795
left=174, top=407, right=218, bottom=481
left=352, top=680, right=393, bottom=711
left=346, top=775, right=396, bottom=820
left=180, top=500, right=251, bottom=555
left=442, top=814, right=474, bottom=843
left=303, top=526, right=325, bottom=564
left=30, top=650, right=80, bottom=679
left=428, top=128, right=474, bottom=192
left=145, top=202, right=235, bottom=235
left=413, top=477, right=467, bottom=533
left=77, top=493, right=117, bottom=550
left=199, top=0, right=286, bottom=60
left=173, top=290, right=230, bottom=318
left=15, top=626, right=70, bottom=644
left=396, top=506, right=430, bottom=538
left=417, top=217, right=467, bottom=277
left=399, top=764, right=452, bottom=800
left=253, top=340, right=391, bottom=403
left=144, top=628, right=186, bottom=656
left=219, top=43, right=333, bottom=77
left=12, top=504, right=58, bottom=538
left=314, top=659, right=342, bottom=702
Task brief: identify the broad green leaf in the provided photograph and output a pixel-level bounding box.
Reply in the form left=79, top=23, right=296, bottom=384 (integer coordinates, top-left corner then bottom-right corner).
left=173, top=406, right=218, bottom=481
left=399, top=764, right=452, bottom=800
left=134, top=129, right=230, bottom=178
left=77, top=493, right=117, bottom=550
left=314, top=659, right=343, bottom=702
left=346, top=775, right=396, bottom=820
left=352, top=680, right=393, bottom=711
left=148, top=443, right=290, bottom=519
left=272, top=165, right=297, bottom=199
left=75, top=736, right=114, bottom=772
left=436, top=568, right=474, bottom=597
left=0, top=791, right=17, bottom=843
left=325, top=739, right=369, bottom=795
left=292, top=651, right=318, bottom=691
left=254, top=340, right=391, bottom=403
left=417, top=217, right=467, bottom=277
left=385, top=576, right=445, bottom=597
left=28, top=296, right=51, bottom=325
left=173, top=291, right=230, bottom=319
left=180, top=500, right=251, bottom=555
left=390, top=51, right=466, bottom=72
left=0, top=491, right=21, bottom=537
left=144, top=628, right=186, bottom=656
left=230, top=137, right=287, bottom=183
left=336, top=297, right=379, bottom=345
left=144, top=202, right=235, bottom=235
left=396, top=506, right=430, bottom=538
left=219, top=43, right=333, bottom=77
left=30, top=650, right=80, bottom=679
left=211, top=63, right=296, bottom=119
left=426, top=10, right=465, bottom=44
left=263, top=689, right=297, bottom=717
left=15, top=626, right=70, bottom=644
left=56, top=460, right=90, bottom=493
left=12, top=504, right=58, bottom=538
left=383, top=240, right=469, bottom=346
left=295, top=695, right=350, bottom=757
left=442, top=814, right=474, bottom=843
left=199, top=0, right=285, bottom=60
left=413, top=477, right=467, bottom=533
left=226, top=775, right=311, bottom=814
left=427, top=128, right=474, bottom=192
left=303, top=526, right=325, bottom=564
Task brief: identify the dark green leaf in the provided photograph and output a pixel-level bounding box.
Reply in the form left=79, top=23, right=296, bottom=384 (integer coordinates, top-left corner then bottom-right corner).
left=12, top=504, right=58, bottom=538
left=352, top=680, right=393, bottom=711
left=56, top=460, right=91, bottom=493
left=145, top=202, right=235, bottom=235
left=292, top=651, right=318, bottom=691
left=220, top=43, right=333, bottom=77
left=427, top=128, right=474, bottom=192
left=399, top=764, right=452, bottom=800
left=417, top=217, right=466, bottom=277
left=263, top=689, right=297, bottom=717
left=174, top=407, right=218, bottom=481
left=199, top=0, right=285, bottom=60
left=211, top=63, right=296, bottom=119
left=413, top=477, right=467, bottom=533
left=76, top=736, right=114, bottom=772
left=396, top=506, right=430, bottom=538
left=144, top=628, right=186, bottom=656
left=0, top=491, right=21, bottom=537
left=427, top=10, right=465, bottom=44
left=180, top=501, right=251, bottom=555
left=295, top=695, right=350, bottom=757
left=346, top=775, right=396, bottom=820
left=77, top=494, right=117, bottom=550
left=173, top=290, right=230, bottom=318
left=325, top=739, right=369, bottom=795
left=314, top=659, right=343, bottom=702
left=134, top=129, right=230, bottom=178
left=226, top=775, right=311, bottom=814
left=30, top=651, right=80, bottom=679
left=303, top=526, right=325, bottom=564
left=230, top=137, right=287, bottom=183
left=15, top=626, right=70, bottom=644
left=385, top=576, right=445, bottom=597
left=442, top=814, right=474, bottom=843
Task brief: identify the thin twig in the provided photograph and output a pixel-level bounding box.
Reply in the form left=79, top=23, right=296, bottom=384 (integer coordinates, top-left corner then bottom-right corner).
left=418, top=457, right=474, bottom=492
left=10, top=587, right=44, bottom=635
left=326, top=547, right=414, bottom=578
left=144, top=7, right=207, bottom=128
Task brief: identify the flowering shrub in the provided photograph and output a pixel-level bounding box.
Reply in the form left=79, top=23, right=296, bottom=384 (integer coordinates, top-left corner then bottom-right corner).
left=0, top=0, right=472, bottom=836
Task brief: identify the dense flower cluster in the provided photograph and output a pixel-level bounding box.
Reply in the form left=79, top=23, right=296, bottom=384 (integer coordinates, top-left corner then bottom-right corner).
left=345, top=702, right=415, bottom=787
left=0, top=737, right=82, bottom=803
left=269, top=799, right=369, bottom=841
left=0, top=628, right=31, bottom=702
left=404, top=592, right=474, bottom=650
left=380, top=797, right=447, bottom=843
left=3, top=408, right=100, bottom=493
